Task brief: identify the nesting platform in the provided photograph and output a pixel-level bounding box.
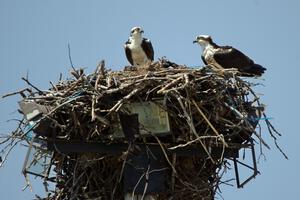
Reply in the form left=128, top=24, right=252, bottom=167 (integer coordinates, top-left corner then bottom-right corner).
left=2, top=58, right=278, bottom=200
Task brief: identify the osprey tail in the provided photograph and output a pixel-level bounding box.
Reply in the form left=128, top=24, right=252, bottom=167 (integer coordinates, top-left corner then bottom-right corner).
left=241, top=64, right=266, bottom=77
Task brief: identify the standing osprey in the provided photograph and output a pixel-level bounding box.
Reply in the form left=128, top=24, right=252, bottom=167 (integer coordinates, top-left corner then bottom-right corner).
left=193, top=35, right=266, bottom=76
left=124, top=27, right=154, bottom=67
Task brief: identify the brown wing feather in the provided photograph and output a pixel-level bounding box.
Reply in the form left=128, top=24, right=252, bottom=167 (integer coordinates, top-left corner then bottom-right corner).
left=213, top=46, right=254, bottom=69
left=141, top=38, right=154, bottom=61
left=201, top=55, right=208, bottom=65
left=213, top=46, right=266, bottom=76
left=124, top=41, right=134, bottom=65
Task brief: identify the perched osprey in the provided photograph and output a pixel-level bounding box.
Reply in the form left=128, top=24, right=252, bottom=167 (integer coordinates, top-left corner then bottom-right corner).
left=124, top=27, right=154, bottom=67
left=193, top=35, right=266, bottom=76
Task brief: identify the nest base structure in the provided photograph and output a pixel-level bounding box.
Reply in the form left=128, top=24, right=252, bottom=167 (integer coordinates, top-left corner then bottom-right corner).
left=11, top=59, right=267, bottom=200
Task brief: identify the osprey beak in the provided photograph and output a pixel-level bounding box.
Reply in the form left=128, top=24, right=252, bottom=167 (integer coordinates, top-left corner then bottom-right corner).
left=193, top=40, right=198, bottom=44
left=140, top=30, right=144, bottom=34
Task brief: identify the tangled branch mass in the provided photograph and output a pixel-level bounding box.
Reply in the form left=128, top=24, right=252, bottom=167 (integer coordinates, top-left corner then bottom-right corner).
left=0, top=58, right=284, bottom=200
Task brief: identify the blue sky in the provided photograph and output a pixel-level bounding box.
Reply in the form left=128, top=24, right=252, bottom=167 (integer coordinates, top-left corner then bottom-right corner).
left=0, top=0, right=299, bottom=199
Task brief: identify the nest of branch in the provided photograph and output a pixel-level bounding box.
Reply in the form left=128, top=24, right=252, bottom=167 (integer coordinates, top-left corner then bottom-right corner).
left=2, top=58, right=285, bottom=200
left=23, top=59, right=262, bottom=143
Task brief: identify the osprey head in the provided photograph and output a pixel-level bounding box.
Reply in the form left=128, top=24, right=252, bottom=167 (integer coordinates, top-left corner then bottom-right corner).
left=130, top=26, right=144, bottom=37
left=193, top=35, right=213, bottom=47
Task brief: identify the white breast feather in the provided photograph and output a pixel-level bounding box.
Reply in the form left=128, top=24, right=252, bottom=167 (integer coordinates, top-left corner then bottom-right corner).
left=203, top=47, right=223, bottom=69
left=128, top=38, right=150, bottom=67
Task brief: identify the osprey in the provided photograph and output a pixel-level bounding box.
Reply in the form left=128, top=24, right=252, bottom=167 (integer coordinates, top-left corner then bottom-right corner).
left=193, top=35, right=266, bottom=76
left=124, top=27, right=154, bottom=67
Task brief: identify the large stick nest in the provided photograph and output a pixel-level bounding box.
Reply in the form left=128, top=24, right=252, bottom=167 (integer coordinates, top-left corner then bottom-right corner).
left=26, top=59, right=262, bottom=144
left=0, top=58, right=285, bottom=200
